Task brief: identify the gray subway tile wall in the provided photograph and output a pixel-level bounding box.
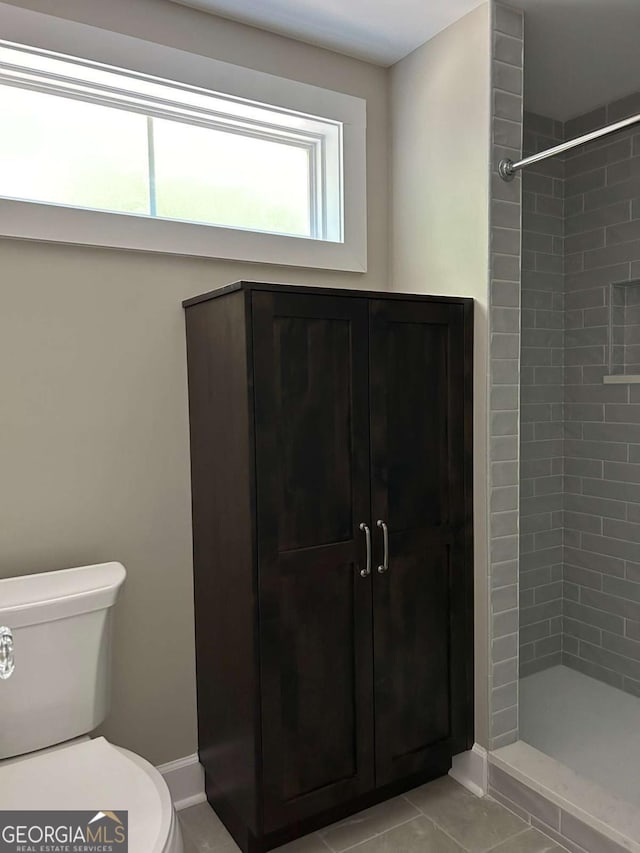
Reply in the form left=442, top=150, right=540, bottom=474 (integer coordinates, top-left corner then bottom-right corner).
left=518, top=90, right=640, bottom=697
left=563, top=93, right=640, bottom=696
left=489, top=2, right=524, bottom=748
left=519, top=114, right=565, bottom=676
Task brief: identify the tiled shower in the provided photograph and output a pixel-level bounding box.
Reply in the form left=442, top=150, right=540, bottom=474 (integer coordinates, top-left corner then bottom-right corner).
left=520, top=93, right=640, bottom=697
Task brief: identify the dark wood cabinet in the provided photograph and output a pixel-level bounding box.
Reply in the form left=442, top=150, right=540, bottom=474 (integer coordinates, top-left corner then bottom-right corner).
left=184, top=282, right=473, bottom=853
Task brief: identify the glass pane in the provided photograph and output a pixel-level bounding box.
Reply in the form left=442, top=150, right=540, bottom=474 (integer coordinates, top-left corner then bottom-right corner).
left=0, top=85, right=149, bottom=214
left=152, top=119, right=311, bottom=236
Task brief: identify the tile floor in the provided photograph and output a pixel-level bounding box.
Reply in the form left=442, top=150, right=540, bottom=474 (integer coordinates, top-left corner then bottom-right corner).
left=179, top=775, right=568, bottom=853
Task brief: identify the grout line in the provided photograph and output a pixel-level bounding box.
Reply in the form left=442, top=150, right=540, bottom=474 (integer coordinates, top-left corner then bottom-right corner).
left=405, top=800, right=473, bottom=853
left=481, top=828, right=534, bottom=853
left=326, top=812, right=424, bottom=853
left=412, top=786, right=535, bottom=853
left=313, top=831, right=335, bottom=853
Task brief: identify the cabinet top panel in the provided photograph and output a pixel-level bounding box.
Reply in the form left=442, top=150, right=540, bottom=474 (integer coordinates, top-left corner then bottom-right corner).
left=182, top=281, right=474, bottom=309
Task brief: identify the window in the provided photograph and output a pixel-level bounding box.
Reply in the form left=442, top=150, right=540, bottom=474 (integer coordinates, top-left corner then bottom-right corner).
left=0, top=43, right=341, bottom=240
left=0, top=4, right=366, bottom=270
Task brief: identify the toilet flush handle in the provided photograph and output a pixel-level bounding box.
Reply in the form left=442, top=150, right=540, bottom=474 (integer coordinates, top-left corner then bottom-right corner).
left=0, top=626, right=15, bottom=680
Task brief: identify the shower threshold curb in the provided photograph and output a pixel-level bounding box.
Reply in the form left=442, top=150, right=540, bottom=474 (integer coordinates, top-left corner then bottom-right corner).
left=488, top=741, right=640, bottom=852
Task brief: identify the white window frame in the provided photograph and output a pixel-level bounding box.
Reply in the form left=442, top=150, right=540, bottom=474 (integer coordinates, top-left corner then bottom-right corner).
left=0, top=3, right=367, bottom=272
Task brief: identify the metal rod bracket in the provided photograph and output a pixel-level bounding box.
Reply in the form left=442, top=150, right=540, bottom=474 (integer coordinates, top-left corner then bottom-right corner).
left=498, top=159, right=515, bottom=182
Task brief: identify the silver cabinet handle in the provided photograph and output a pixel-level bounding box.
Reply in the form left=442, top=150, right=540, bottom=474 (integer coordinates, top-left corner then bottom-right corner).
left=359, top=523, right=371, bottom=577
left=377, top=520, right=389, bottom=573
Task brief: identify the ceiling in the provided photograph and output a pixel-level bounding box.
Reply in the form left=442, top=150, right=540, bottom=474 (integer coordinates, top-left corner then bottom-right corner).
left=514, top=0, right=640, bottom=120
left=171, top=0, right=640, bottom=121
left=170, top=0, right=486, bottom=66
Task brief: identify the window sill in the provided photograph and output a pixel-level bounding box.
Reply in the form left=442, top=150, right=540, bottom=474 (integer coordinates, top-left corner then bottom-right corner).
left=0, top=198, right=367, bottom=272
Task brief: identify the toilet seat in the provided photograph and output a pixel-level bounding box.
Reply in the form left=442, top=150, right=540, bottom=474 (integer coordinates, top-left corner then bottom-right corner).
left=0, top=737, right=182, bottom=853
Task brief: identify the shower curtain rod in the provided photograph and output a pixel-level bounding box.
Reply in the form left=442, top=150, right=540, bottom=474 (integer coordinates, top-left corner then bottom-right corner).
left=498, top=111, right=640, bottom=181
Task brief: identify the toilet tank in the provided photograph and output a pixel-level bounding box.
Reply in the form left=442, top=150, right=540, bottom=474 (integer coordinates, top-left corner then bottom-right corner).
left=0, top=562, right=126, bottom=760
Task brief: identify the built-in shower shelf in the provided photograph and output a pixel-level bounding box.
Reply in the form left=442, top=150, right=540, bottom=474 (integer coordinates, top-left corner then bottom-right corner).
left=607, top=280, right=640, bottom=382
left=603, top=374, right=640, bottom=383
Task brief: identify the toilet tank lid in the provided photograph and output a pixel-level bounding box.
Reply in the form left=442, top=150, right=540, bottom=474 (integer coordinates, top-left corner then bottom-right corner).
left=0, top=562, right=126, bottom=628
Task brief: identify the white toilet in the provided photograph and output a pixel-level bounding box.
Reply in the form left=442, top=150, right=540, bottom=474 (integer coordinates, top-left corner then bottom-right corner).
left=0, top=562, right=183, bottom=853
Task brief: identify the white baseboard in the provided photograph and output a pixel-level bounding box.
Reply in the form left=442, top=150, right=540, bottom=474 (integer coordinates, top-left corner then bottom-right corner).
left=449, top=743, right=488, bottom=797
left=157, top=753, right=206, bottom=811
left=158, top=745, right=487, bottom=812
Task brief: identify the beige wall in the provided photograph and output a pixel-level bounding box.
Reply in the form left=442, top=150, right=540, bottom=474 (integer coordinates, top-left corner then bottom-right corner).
left=390, top=3, right=491, bottom=746
left=0, top=0, right=389, bottom=766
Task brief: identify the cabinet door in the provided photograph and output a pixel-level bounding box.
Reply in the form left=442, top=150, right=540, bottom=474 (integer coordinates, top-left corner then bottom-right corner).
left=369, top=299, right=471, bottom=787
left=252, top=291, right=374, bottom=832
